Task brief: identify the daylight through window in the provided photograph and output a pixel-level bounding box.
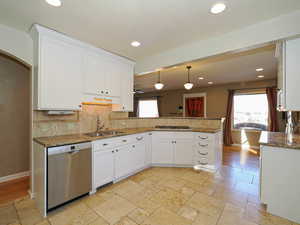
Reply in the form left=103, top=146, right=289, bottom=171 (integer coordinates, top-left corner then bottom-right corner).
left=233, top=93, right=268, bottom=130
left=138, top=99, right=159, bottom=118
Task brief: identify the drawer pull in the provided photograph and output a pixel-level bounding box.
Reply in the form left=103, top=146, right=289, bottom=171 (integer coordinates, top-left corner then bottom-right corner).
left=198, top=162, right=208, bottom=165
left=198, top=151, right=208, bottom=155
left=136, top=137, right=143, bottom=141
left=198, top=136, right=208, bottom=140
left=122, top=140, right=127, bottom=142
left=198, top=143, right=208, bottom=147
left=103, top=143, right=108, bottom=146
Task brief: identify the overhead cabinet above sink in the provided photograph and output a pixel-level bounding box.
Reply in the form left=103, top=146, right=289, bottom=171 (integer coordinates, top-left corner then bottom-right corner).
left=31, top=24, right=135, bottom=111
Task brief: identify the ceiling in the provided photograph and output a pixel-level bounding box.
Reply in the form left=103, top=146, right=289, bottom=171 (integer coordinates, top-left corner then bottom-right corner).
left=0, top=0, right=300, bottom=61
left=134, top=45, right=277, bottom=92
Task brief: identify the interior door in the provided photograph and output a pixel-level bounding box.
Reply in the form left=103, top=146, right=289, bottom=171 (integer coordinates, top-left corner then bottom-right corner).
left=114, top=145, right=132, bottom=179
left=174, top=139, right=194, bottom=165
left=152, top=139, right=174, bottom=164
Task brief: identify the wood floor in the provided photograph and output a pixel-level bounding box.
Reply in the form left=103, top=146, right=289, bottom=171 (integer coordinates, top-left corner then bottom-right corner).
left=0, top=145, right=259, bottom=205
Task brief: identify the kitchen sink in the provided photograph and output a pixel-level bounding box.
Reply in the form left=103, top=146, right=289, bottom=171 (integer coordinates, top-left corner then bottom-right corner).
left=85, top=131, right=124, bottom=137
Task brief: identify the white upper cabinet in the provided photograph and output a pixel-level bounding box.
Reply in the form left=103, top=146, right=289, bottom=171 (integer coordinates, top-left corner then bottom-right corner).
left=83, top=51, right=122, bottom=97
left=31, top=25, right=83, bottom=110
left=31, top=24, right=135, bottom=111
left=277, top=38, right=300, bottom=111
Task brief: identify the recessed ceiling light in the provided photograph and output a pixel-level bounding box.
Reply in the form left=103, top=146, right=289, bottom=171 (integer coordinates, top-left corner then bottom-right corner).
left=131, top=41, right=141, bottom=47
left=257, top=75, right=265, bottom=78
left=198, top=77, right=204, bottom=80
left=208, top=81, right=213, bottom=84
left=210, top=3, right=226, bottom=14
left=256, top=68, right=264, bottom=72
left=45, top=0, right=62, bottom=7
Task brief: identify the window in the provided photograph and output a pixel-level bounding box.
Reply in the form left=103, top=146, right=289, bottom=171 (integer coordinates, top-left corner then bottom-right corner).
left=233, top=93, right=268, bottom=130
left=138, top=99, right=159, bottom=118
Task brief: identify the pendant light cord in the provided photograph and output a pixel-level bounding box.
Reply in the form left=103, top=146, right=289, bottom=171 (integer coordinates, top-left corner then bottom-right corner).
left=186, top=66, right=192, bottom=83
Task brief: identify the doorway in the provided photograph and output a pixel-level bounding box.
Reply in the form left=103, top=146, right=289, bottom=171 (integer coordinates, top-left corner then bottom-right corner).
left=183, top=93, right=206, bottom=117
left=0, top=52, right=30, bottom=195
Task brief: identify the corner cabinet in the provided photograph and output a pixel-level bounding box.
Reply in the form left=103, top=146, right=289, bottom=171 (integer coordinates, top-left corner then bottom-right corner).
left=276, top=38, right=300, bottom=111
left=31, top=24, right=135, bottom=111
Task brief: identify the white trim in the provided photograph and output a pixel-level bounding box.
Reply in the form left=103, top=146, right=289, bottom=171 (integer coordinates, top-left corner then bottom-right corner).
left=183, top=92, right=207, bottom=117
left=231, top=143, right=260, bottom=150
left=0, top=171, right=30, bottom=183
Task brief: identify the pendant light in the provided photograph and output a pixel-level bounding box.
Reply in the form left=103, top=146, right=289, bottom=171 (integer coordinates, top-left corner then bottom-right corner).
left=184, top=66, right=194, bottom=90
left=154, top=71, right=164, bottom=90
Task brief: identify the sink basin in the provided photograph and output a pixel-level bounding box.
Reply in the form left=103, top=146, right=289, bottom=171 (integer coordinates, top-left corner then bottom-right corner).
left=85, top=131, right=124, bottom=137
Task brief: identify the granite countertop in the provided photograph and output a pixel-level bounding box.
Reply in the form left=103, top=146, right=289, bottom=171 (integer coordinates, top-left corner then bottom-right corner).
left=259, top=131, right=300, bottom=150
left=34, top=127, right=221, bottom=148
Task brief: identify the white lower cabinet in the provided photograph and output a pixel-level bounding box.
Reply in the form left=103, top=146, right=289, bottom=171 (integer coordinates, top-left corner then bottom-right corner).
left=174, top=139, right=194, bottom=165
left=93, top=149, right=115, bottom=189
left=114, top=145, right=132, bottom=180
left=152, top=138, right=174, bottom=164
left=131, top=142, right=146, bottom=172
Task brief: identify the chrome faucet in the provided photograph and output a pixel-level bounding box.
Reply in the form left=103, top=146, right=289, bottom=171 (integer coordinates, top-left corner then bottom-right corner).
left=96, top=116, right=105, bottom=132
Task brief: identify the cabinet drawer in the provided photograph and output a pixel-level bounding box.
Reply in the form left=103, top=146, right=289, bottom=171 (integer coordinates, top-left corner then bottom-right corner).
left=152, top=132, right=174, bottom=139
left=93, top=137, right=123, bottom=150
left=173, top=132, right=194, bottom=139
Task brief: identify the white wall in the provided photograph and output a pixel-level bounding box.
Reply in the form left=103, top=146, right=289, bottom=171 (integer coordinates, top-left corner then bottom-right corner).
left=136, top=10, right=300, bottom=74
left=0, top=24, right=33, bottom=66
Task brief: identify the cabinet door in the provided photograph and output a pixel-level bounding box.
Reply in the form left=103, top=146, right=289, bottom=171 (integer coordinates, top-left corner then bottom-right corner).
left=285, top=38, right=300, bottom=111
left=93, top=149, right=114, bottom=188
left=131, top=142, right=146, bottom=171
left=276, top=41, right=286, bottom=111
left=105, top=58, right=121, bottom=97
left=145, top=133, right=152, bottom=166
left=174, top=139, right=194, bottom=165
left=120, top=62, right=134, bottom=111
left=83, top=51, right=107, bottom=96
left=152, top=139, right=174, bottom=164
left=40, top=36, right=83, bottom=110
left=114, top=145, right=132, bottom=179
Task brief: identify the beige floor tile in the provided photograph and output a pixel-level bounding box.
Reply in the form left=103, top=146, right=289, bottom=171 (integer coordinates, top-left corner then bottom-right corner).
left=0, top=203, right=19, bottom=225
left=112, top=180, right=146, bottom=201
left=88, top=217, right=109, bottom=225
left=14, top=198, right=44, bottom=225
left=212, top=187, right=248, bottom=208
left=81, top=194, right=107, bottom=209
left=187, top=192, right=225, bottom=217
left=245, top=203, right=293, bottom=225
left=149, top=188, right=189, bottom=213
left=49, top=202, right=98, bottom=225
left=128, top=208, right=149, bottom=224
left=114, top=217, right=138, bottom=225
left=133, top=198, right=160, bottom=215
left=234, top=182, right=259, bottom=196
left=192, top=211, right=219, bottom=225
left=142, top=207, right=192, bottom=225
left=217, top=203, right=247, bottom=225
left=94, top=195, right=136, bottom=224
left=178, top=205, right=198, bottom=221
left=182, top=171, right=209, bottom=185
left=158, top=177, right=187, bottom=191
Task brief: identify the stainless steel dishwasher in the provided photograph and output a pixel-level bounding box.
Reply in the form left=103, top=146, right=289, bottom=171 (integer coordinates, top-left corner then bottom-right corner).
left=47, top=142, right=92, bottom=210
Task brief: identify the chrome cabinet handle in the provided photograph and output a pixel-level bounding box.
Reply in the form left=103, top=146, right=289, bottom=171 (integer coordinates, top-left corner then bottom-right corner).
left=198, top=143, right=208, bottom=147
left=103, top=143, right=108, bottom=146
left=149, top=133, right=152, bottom=135
left=198, top=151, right=208, bottom=155
left=132, top=145, right=135, bottom=148
left=198, top=136, right=208, bottom=140
left=122, top=140, right=127, bottom=142
left=68, top=150, right=79, bottom=155
left=136, top=137, right=143, bottom=141
left=198, top=162, right=208, bottom=165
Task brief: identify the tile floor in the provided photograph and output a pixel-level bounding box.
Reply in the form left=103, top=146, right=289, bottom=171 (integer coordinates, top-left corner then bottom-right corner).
left=0, top=147, right=298, bottom=225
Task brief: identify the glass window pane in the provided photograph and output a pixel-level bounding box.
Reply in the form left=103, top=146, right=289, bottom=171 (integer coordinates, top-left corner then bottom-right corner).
left=233, top=94, right=268, bottom=130
left=138, top=100, right=159, bottom=118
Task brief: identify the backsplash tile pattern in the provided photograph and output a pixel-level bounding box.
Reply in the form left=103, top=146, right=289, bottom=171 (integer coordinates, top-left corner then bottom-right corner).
left=33, top=105, right=223, bottom=138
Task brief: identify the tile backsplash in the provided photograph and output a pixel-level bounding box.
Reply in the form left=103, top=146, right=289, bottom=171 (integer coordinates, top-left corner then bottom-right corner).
left=33, top=105, right=223, bottom=138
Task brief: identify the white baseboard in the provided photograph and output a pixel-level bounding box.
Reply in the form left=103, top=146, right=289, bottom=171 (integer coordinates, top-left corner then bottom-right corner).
left=0, top=171, right=30, bottom=183
left=231, top=144, right=260, bottom=150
